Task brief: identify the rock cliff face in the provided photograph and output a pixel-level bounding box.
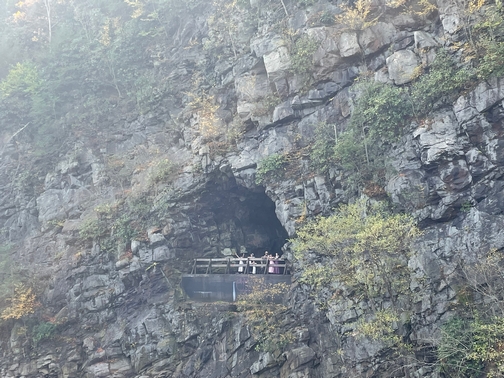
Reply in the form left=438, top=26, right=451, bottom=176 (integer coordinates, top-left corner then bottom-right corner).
left=2, top=0, right=504, bottom=377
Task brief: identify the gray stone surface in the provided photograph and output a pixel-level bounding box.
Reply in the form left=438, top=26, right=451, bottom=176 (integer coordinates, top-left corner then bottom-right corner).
left=386, top=49, right=420, bottom=84
left=359, top=22, right=396, bottom=56
left=2, top=2, right=504, bottom=378
left=339, top=31, right=360, bottom=57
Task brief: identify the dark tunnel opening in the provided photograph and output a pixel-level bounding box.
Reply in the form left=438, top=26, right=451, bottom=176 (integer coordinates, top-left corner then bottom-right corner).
left=200, top=175, right=289, bottom=259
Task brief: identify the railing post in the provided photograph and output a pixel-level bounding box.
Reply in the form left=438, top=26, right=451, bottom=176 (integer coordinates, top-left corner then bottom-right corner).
left=206, top=259, right=212, bottom=274
left=191, top=259, right=197, bottom=274
left=226, top=258, right=230, bottom=274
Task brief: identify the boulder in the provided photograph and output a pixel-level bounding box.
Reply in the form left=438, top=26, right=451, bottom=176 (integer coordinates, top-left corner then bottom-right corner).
left=263, top=46, right=292, bottom=81
left=339, top=32, right=360, bottom=57
left=412, top=111, right=463, bottom=164
left=386, top=50, right=419, bottom=85
left=281, top=345, right=316, bottom=372
left=359, top=22, right=396, bottom=56
left=308, top=27, right=342, bottom=78
left=250, top=352, right=278, bottom=374
left=414, top=30, right=438, bottom=50
left=85, top=362, right=110, bottom=378
left=438, top=0, right=462, bottom=34
left=468, top=77, right=504, bottom=113
left=235, top=73, right=273, bottom=120
left=37, top=188, right=91, bottom=223
left=251, top=33, right=287, bottom=58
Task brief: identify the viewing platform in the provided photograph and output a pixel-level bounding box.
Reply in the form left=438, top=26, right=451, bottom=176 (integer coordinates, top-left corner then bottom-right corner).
left=190, top=257, right=289, bottom=275
left=182, top=257, right=291, bottom=302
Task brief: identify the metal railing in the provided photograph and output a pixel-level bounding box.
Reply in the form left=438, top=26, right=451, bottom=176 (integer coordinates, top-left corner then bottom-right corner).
left=190, top=257, right=288, bottom=275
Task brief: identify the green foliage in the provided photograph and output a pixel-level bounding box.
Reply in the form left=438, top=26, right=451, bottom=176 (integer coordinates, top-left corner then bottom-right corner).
left=334, top=80, right=411, bottom=183
left=355, top=309, right=401, bottom=346
left=290, top=34, right=318, bottom=76
left=79, top=217, right=103, bottom=240
left=333, top=49, right=471, bottom=188
left=293, top=200, right=419, bottom=305
left=472, top=1, right=504, bottom=39
left=438, top=317, right=479, bottom=377
left=0, top=61, right=53, bottom=127
left=111, top=214, right=136, bottom=244
left=438, top=316, right=504, bottom=377
left=351, top=80, right=411, bottom=143
left=78, top=192, right=157, bottom=253
left=475, top=39, right=504, bottom=80
left=0, top=62, right=43, bottom=98
left=148, top=158, right=178, bottom=186
left=438, top=247, right=504, bottom=377
left=0, top=0, right=210, bottom=150
left=31, top=321, right=56, bottom=345
left=293, top=200, right=418, bottom=355
left=298, top=264, right=333, bottom=291
left=410, top=49, right=470, bottom=115
left=317, top=10, right=336, bottom=26
left=310, top=122, right=337, bottom=174
left=333, top=128, right=366, bottom=172
left=255, top=153, right=288, bottom=185
left=461, top=200, right=473, bottom=212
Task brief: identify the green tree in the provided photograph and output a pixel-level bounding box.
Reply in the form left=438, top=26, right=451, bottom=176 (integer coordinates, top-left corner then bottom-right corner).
left=438, top=315, right=504, bottom=378
left=293, top=200, right=419, bottom=308
left=0, top=61, right=52, bottom=128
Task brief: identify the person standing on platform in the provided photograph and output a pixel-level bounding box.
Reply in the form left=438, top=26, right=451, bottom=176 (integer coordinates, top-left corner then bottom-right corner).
left=268, top=254, right=275, bottom=274
left=274, top=253, right=280, bottom=274
left=261, top=251, right=269, bottom=274
left=249, top=253, right=257, bottom=274
left=235, top=252, right=245, bottom=274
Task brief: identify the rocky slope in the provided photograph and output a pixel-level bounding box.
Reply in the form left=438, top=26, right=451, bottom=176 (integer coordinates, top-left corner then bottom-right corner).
left=1, top=0, right=504, bottom=377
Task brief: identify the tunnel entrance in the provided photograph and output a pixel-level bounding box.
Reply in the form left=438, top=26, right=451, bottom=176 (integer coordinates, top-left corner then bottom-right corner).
left=199, top=175, right=288, bottom=259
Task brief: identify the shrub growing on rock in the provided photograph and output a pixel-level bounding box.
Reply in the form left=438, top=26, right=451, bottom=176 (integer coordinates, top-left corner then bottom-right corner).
left=410, top=49, right=471, bottom=115
left=334, top=79, right=411, bottom=184
left=293, top=200, right=419, bottom=306
left=1, top=284, right=38, bottom=321
left=335, top=0, right=379, bottom=30
left=290, top=34, right=318, bottom=76
left=255, top=153, right=288, bottom=185
left=438, top=316, right=504, bottom=377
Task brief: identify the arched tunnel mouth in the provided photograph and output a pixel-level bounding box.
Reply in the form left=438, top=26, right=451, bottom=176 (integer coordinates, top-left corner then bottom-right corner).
left=200, top=175, right=289, bottom=259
